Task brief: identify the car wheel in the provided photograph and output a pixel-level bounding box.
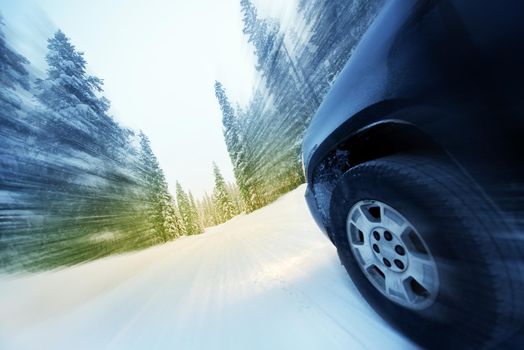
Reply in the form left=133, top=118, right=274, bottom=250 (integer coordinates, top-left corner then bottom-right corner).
left=329, top=155, right=524, bottom=349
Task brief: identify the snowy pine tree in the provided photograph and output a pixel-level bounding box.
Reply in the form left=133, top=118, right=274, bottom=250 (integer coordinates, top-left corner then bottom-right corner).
left=212, top=163, right=236, bottom=223
left=241, top=0, right=280, bottom=75
left=188, top=191, right=204, bottom=234
left=176, top=182, right=201, bottom=235
left=226, top=182, right=244, bottom=214
left=35, top=30, right=132, bottom=165
left=214, top=81, right=242, bottom=167
left=139, top=132, right=179, bottom=242
left=200, top=192, right=219, bottom=227
left=214, top=80, right=255, bottom=209
left=0, top=13, right=30, bottom=116
left=37, top=30, right=109, bottom=114
left=171, top=199, right=185, bottom=237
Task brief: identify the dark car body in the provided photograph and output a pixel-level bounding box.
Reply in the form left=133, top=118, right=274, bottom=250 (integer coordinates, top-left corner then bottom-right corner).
left=302, top=0, right=524, bottom=242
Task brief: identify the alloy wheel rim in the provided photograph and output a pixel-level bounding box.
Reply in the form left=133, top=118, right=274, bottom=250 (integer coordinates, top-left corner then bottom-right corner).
left=346, top=200, right=439, bottom=310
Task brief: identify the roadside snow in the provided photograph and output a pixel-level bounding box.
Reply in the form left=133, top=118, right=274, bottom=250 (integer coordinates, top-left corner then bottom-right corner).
left=0, top=185, right=417, bottom=350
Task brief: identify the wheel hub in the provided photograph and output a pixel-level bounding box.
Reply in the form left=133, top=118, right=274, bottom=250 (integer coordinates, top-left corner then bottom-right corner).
left=346, top=200, right=439, bottom=310
left=370, top=227, right=408, bottom=273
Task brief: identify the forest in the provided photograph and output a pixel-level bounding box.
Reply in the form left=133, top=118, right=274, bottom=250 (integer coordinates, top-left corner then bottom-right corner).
left=216, top=0, right=384, bottom=211
left=0, top=20, right=241, bottom=270
left=0, top=0, right=383, bottom=271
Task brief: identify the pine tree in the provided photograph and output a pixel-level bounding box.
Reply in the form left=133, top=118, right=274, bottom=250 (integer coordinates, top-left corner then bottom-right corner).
left=212, top=163, right=236, bottom=223
left=172, top=199, right=186, bottom=236
left=37, top=30, right=109, bottom=114
left=226, top=182, right=243, bottom=214
left=35, top=29, right=132, bottom=166
left=188, top=191, right=204, bottom=233
left=200, top=192, right=219, bottom=227
left=214, top=81, right=242, bottom=166
left=176, top=182, right=201, bottom=235
left=139, top=132, right=178, bottom=241
left=214, top=80, right=255, bottom=209
left=0, top=13, right=30, bottom=116
left=240, top=0, right=280, bottom=73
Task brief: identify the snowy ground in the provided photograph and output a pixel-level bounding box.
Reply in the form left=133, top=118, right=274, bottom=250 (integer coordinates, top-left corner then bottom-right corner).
left=0, top=185, right=417, bottom=350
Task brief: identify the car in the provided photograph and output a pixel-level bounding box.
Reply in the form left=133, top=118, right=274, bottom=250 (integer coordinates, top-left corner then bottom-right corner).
left=301, top=0, right=524, bottom=348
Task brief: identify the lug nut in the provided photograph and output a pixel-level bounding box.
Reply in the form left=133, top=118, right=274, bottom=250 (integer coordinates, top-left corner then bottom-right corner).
left=383, top=258, right=391, bottom=267
left=394, top=259, right=404, bottom=269
left=373, top=231, right=380, bottom=240
left=395, top=245, right=405, bottom=256
left=384, top=231, right=393, bottom=241
left=373, top=244, right=380, bottom=253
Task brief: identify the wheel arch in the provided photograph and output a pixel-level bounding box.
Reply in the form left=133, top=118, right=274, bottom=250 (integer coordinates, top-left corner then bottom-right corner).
left=340, top=120, right=446, bottom=164
left=309, top=120, right=454, bottom=241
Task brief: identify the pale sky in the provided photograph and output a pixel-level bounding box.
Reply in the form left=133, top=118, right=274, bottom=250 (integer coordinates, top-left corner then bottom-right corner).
left=1, top=0, right=298, bottom=198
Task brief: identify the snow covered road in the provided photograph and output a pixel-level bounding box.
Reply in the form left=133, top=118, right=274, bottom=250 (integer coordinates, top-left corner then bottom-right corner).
left=0, top=185, right=417, bottom=350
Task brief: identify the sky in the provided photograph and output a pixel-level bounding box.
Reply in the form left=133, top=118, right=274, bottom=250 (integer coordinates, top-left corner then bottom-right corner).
left=1, top=0, right=298, bottom=198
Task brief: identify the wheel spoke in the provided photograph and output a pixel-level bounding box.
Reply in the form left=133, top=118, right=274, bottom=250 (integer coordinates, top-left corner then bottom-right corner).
left=352, top=245, right=375, bottom=268
left=382, top=207, right=406, bottom=235
left=385, top=273, right=409, bottom=301
left=406, top=254, right=437, bottom=294
left=378, top=203, right=385, bottom=224
left=400, top=227, right=429, bottom=255
left=350, top=206, right=374, bottom=233
left=360, top=203, right=382, bottom=224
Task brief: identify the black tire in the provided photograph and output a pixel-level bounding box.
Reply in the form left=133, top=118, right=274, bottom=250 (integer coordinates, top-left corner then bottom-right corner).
left=329, top=155, right=524, bottom=349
